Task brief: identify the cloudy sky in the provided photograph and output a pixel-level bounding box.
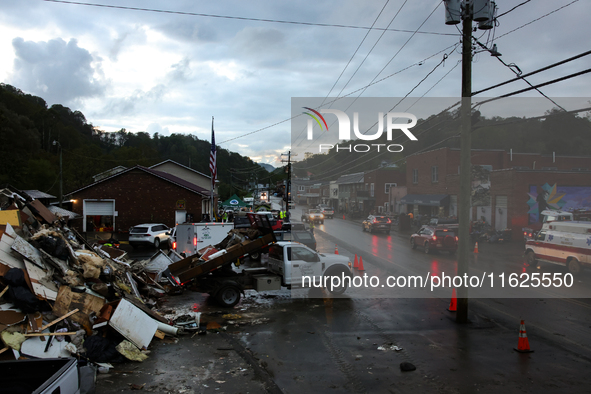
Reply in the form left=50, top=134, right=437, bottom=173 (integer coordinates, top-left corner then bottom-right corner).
left=0, top=0, right=589, bottom=165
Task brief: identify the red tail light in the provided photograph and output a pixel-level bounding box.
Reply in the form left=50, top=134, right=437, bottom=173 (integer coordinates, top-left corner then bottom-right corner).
left=455, top=236, right=459, bottom=241
left=173, top=241, right=177, bottom=250
left=432, top=235, right=437, bottom=241
left=193, top=236, right=197, bottom=246
left=387, top=218, right=391, bottom=224
left=373, top=218, right=378, bottom=223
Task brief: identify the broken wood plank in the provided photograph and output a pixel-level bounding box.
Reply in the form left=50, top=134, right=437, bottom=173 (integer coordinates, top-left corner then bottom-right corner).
left=0, top=286, right=8, bottom=299
left=40, top=308, right=80, bottom=331
left=24, top=332, right=77, bottom=337
left=154, top=330, right=165, bottom=339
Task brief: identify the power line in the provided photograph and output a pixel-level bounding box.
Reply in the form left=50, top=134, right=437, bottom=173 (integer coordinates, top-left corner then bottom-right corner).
left=496, top=0, right=531, bottom=18
left=473, top=67, right=591, bottom=108
left=219, top=43, right=458, bottom=145
left=472, top=39, right=566, bottom=111
left=321, top=0, right=391, bottom=101
left=42, top=0, right=459, bottom=36
left=495, top=0, right=580, bottom=41
left=472, top=49, right=591, bottom=96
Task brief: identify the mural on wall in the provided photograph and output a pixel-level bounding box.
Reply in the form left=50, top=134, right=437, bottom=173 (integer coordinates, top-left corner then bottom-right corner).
left=527, top=183, right=591, bottom=223
left=471, top=165, right=492, bottom=206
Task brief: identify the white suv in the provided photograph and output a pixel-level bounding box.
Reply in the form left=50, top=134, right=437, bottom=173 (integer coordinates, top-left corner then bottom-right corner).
left=129, top=223, right=170, bottom=249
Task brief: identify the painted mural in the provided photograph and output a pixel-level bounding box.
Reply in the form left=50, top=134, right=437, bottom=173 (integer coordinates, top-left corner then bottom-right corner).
left=527, top=183, right=591, bottom=223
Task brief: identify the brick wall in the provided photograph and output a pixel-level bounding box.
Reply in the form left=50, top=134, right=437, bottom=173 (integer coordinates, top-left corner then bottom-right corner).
left=69, top=168, right=204, bottom=232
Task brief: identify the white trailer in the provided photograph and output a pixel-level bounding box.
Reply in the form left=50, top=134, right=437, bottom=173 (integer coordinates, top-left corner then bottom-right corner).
left=174, top=222, right=234, bottom=256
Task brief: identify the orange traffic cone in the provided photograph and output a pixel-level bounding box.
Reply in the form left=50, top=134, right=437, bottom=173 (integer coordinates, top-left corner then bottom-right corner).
left=514, top=320, right=534, bottom=353
left=357, top=256, right=365, bottom=271
left=473, top=242, right=479, bottom=254
left=335, top=244, right=339, bottom=254
left=447, top=288, right=457, bottom=312
left=343, top=214, right=346, bottom=220
left=353, top=254, right=359, bottom=269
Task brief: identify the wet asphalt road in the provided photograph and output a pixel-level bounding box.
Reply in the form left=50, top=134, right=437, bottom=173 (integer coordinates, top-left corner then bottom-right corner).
left=101, top=210, right=591, bottom=393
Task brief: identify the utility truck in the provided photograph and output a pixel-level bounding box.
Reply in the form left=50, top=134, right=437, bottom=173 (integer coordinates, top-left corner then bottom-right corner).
left=166, top=213, right=352, bottom=307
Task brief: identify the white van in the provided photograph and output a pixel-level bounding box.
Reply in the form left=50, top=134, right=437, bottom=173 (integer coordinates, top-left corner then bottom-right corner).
left=525, top=221, right=591, bottom=274
left=173, top=222, right=234, bottom=256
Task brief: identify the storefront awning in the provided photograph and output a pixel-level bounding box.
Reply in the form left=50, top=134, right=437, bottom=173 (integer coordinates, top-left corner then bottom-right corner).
left=400, top=194, right=449, bottom=207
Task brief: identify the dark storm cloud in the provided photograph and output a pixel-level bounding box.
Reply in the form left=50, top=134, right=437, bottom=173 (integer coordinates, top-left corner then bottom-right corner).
left=9, top=37, right=106, bottom=105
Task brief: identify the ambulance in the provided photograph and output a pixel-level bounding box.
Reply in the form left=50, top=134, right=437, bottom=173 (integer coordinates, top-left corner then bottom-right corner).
left=524, top=221, right=591, bottom=274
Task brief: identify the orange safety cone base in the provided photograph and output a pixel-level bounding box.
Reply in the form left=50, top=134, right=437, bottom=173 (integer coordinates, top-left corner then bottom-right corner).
left=357, top=256, right=365, bottom=271
left=335, top=244, right=339, bottom=254
left=474, top=242, right=479, bottom=253
left=514, top=348, right=534, bottom=353
left=447, top=288, right=457, bottom=312
left=353, top=254, right=359, bottom=269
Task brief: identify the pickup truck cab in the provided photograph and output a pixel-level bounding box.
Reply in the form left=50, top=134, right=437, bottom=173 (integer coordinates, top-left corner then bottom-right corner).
left=317, top=204, right=335, bottom=219
left=301, top=209, right=325, bottom=224
left=267, top=242, right=352, bottom=294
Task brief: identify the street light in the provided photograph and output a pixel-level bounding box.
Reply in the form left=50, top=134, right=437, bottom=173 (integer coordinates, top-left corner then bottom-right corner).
left=53, top=140, right=62, bottom=208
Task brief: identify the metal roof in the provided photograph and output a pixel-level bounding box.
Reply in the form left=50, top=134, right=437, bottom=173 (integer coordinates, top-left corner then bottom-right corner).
left=23, top=190, right=56, bottom=199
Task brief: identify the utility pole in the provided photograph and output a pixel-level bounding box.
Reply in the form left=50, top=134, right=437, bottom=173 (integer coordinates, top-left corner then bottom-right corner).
left=456, top=1, right=473, bottom=324
left=53, top=140, right=63, bottom=208
left=281, top=151, right=292, bottom=216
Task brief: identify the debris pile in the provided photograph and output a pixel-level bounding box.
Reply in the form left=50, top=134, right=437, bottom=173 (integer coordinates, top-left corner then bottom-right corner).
left=0, top=190, right=190, bottom=385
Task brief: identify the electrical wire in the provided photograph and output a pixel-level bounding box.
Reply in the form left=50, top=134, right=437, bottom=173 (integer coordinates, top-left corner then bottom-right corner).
left=496, top=0, right=532, bottom=19
left=41, top=0, right=459, bottom=36
left=321, top=0, right=391, bottom=101
left=472, top=49, right=591, bottom=96
left=494, top=0, right=580, bottom=42
left=472, top=39, right=566, bottom=111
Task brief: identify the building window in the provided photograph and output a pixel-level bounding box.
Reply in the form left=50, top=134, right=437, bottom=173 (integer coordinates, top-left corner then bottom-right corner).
left=298, top=185, right=305, bottom=192
left=412, top=169, right=418, bottom=184
left=370, top=183, right=374, bottom=197
left=432, top=166, right=438, bottom=183
left=385, top=183, right=397, bottom=194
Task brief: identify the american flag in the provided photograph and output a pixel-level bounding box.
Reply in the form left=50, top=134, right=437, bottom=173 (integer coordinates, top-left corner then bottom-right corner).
left=209, top=118, right=217, bottom=184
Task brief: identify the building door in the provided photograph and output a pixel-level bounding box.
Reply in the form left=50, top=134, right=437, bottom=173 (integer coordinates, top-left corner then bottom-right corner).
left=83, top=200, right=115, bottom=232
left=495, top=196, right=508, bottom=230
left=175, top=210, right=187, bottom=225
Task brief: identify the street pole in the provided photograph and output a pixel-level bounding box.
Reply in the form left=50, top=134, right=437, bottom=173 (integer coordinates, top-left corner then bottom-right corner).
left=53, top=140, right=63, bottom=208
left=457, top=2, right=473, bottom=324
left=281, top=151, right=292, bottom=217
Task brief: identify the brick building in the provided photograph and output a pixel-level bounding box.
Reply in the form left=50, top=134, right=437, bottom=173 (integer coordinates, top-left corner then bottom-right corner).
left=66, top=166, right=210, bottom=233
left=363, top=168, right=407, bottom=214
left=403, top=148, right=591, bottom=240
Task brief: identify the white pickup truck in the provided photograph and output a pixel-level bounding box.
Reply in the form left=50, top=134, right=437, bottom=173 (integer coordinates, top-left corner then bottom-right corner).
left=169, top=241, right=353, bottom=307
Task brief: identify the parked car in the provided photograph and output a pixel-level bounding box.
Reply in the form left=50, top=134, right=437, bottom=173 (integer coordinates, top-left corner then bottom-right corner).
left=129, top=223, right=171, bottom=249
left=362, top=215, right=392, bottom=234
left=410, top=225, right=458, bottom=254
left=301, top=209, right=324, bottom=224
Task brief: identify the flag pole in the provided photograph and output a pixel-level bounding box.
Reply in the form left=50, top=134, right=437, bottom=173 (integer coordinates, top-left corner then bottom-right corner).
left=210, top=116, right=216, bottom=222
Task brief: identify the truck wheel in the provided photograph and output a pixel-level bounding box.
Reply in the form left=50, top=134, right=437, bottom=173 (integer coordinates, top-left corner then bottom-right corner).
left=525, top=250, right=536, bottom=267
left=324, top=270, right=350, bottom=295
left=250, top=251, right=261, bottom=261
left=154, top=238, right=161, bottom=249
left=215, top=286, right=241, bottom=307
left=567, top=258, right=582, bottom=275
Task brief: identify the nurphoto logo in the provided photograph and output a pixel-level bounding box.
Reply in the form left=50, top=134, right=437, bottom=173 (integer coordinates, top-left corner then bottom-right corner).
left=303, top=107, right=418, bottom=153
